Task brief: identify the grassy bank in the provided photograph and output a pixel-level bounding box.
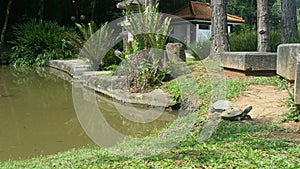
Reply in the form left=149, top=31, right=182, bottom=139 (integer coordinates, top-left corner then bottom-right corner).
left=1, top=121, right=299, bottom=168
left=1, top=62, right=299, bottom=168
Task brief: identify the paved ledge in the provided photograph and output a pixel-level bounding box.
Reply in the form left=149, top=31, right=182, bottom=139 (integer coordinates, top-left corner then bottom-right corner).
left=277, top=44, right=300, bottom=81
left=47, top=59, right=92, bottom=78
left=47, top=59, right=176, bottom=107
left=221, top=52, right=277, bottom=74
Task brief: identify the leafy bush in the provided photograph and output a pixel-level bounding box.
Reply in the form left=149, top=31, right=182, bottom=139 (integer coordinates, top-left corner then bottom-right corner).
left=188, top=40, right=211, bottom=60
left=65, top=21, right=121, bottom=70
left=282, top=89, right=300, bottom=122
left=9, top=20, right=77, bottom=67
left=230, top=29, right=282, bottom=52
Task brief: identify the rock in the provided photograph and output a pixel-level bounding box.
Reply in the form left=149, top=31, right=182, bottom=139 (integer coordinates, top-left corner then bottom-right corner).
left=166, top=43, right=186, bottom=63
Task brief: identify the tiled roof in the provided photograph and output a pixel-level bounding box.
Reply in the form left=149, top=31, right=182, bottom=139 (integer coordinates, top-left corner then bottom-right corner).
left=172, top=1, right=245, bottom=23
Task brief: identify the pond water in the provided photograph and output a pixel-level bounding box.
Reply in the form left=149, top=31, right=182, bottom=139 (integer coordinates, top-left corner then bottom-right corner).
left=0, top=66, right=177, bottom=161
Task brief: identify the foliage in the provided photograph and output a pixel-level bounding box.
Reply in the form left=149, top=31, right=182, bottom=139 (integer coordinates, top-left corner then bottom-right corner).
left=0, top=48, right=11, bottom=65
left=1, top=120, right=299, bottom=168
left=230, top=29, right=281, bottom=52
left=226, top=76, right=289, bottom=99
left=282, top=88, right=300, bottom=122
left=188, top=40, right=211, bottom=60
left=9, top=20, right=77, bottom=67
left=65, top=21, right=121, bottom=70
left=116, top=49, right=171, bottom=92
left=64, top=21, right=97, bottom=50
left=114, top=0, right=172, bottom=92
left=125, top=0, right=171, bottom=50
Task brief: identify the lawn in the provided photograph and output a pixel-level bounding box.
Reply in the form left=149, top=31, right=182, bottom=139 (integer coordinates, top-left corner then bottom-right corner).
left=1, top=61, right=299, bottom=168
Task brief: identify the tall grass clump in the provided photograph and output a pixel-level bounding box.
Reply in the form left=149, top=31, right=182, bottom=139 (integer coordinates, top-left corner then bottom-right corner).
left=230, top=29, right=281, bottom=52
left=9, top=20, right=77, bottom=67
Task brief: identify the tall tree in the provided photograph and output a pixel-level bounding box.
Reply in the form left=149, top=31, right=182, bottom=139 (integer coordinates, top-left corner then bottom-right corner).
left=257, top=0, right=270, bottom=52
left=0, top=0, right=13, bottom=49
left=210, top=0, right=230, bottom=59
left=281, top=0, right=298, bottom=43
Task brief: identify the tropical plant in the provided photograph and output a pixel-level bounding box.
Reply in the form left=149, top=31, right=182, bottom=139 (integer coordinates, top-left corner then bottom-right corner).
left=188, top=40, right=211, bottom=60
left=116, top=0, right=172, bottom=92
left=65, top=21, right=121, bottom=70
left=230, top=29, right=282, bottom=52
left=125, top=0, right=171, bottom=50
left=9, top=20, right=77, bottom=67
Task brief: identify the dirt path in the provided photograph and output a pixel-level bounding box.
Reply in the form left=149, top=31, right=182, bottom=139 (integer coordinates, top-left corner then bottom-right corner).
left=221, top=69, right=300, bottom=142
left=232, top=84, right=300, bottom=142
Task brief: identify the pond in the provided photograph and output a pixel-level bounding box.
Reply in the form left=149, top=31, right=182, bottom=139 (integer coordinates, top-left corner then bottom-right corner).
left=0, top=66, right=177, bottom=161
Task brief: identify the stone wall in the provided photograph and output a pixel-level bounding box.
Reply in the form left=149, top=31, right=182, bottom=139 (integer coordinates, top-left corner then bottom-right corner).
left=47, top=59, right=176, bottom=107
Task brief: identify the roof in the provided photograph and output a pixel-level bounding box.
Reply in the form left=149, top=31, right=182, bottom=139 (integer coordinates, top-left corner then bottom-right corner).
left=172, top=1, right=245, bottom=24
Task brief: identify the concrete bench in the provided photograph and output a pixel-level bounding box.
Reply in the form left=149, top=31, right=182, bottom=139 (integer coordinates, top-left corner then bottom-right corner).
left=295, top=55, right=300, bottom=106
left=277, top=44, right=300, bottom=81
left=221, top=52, right=277, bottom=74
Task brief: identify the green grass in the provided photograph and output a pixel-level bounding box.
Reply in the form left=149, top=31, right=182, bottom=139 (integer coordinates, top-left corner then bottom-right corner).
left=1, top=120, right=299, bottom=168
left=1, top=66, right=298, bottom=168
left=225, top=76, right=289, bottom=99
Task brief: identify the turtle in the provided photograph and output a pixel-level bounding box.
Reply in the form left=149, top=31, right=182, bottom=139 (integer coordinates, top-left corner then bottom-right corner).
left=220, top=105, right=253, bottom=121
left=211, top=100, right=237, bottom=113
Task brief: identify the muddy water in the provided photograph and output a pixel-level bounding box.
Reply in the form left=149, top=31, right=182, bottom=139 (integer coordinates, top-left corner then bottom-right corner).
left=0, top=66, right=93, bottom=161
left=0, top=66, right=178, bottom=161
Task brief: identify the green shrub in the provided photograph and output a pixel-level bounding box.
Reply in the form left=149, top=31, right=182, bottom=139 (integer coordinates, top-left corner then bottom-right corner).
left=188, top=40, right=211, bottom=60
left=9, top=20, right=77, bottom=67
left=230, top=29, right=282, bottom=52
left=65, top=21, right=120, bottom=70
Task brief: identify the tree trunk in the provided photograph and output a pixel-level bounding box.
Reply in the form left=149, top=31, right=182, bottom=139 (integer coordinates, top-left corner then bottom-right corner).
left=210, top=0, right=230, bottom=60
left=37, top=0, right=45, bottom=22
left=281, top=0, right=298, bottom=43
left=0, top=0, right=13, bottom=49
left=257, top=0, right=270, bottom=52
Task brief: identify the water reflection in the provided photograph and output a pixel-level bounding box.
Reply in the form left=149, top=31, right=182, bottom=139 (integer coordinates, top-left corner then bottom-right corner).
left=72, top=79, right=178, bottom=148
left=0, top=66, right=178, bottom=161
left=0, top=66, right=93, bottom=162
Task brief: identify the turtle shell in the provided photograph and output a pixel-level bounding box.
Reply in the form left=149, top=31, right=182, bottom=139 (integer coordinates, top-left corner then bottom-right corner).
left=220, top=108, right=243, bottom=118
left=212, top=100, right=237, bottom=112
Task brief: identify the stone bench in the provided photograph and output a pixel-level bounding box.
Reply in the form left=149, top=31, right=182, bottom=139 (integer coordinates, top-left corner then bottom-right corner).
left=295, top=55, right=300, bottom=106
left=277, top=44, right=300, bottom=81
left=220, top=52, right=277, bottom=74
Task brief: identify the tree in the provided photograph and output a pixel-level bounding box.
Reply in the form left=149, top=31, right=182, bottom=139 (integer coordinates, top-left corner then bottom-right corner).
left=257, top=0, right=270, bottom=52
left=210, top=0, right=230, bottom=59
left=0, top=0, right=13, bottom=49
left=281, top=0, right=298, bottom=43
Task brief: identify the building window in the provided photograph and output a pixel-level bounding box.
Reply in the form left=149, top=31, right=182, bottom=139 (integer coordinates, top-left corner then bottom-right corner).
left=198, top=24, right=209, bottom=30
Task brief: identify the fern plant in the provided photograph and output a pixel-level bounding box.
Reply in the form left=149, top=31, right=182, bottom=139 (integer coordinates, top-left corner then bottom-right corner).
left=124, top=0, right=171, bottom=50
left=65, top=21, right=119, bottom=70
left=9, top=20, right=77, bottom=67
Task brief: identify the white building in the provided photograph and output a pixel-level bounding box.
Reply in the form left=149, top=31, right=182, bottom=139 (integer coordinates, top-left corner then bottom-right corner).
left=171, top=1, right=245, bottom=45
